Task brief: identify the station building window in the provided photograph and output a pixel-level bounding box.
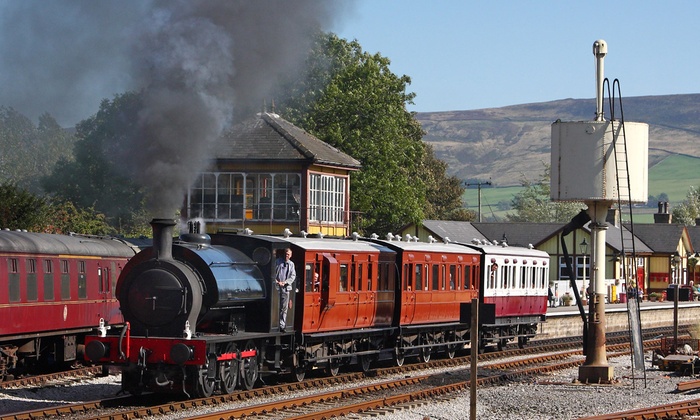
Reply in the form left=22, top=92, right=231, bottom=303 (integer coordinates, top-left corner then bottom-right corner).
left=188, top=172, right=301, bottom=222
left=309, top=173, right=346, bottom=224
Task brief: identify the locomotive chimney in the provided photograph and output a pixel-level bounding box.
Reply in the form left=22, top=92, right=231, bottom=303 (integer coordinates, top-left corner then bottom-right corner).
left=151, top=218, right=176, bottom=260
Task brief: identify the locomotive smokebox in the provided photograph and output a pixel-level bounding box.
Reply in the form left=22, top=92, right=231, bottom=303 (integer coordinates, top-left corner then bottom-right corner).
left=151, top=218, right=175, bottom=260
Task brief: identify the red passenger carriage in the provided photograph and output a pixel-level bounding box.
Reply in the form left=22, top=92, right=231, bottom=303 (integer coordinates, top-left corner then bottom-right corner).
left=0, top=229, right=137, bottom=381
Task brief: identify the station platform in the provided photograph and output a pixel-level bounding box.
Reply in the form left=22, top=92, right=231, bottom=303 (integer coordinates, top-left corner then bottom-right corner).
left=539, top=300, right=700, bottom=340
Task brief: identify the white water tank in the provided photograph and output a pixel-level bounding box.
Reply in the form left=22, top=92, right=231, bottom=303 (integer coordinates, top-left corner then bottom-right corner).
left=550, top=120, right=648, bottom=203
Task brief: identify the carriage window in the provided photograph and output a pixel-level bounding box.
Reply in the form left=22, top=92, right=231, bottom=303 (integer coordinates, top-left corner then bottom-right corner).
left=78, top=260, right=87, bottom=299
left=489, top=263, right=498, bottom=289
left=414, top=264, right=423, bottom=291
left=8, top=258, right=19, bottom=302
left=449, top=265, right=456, bottom=290
left=501, top=266, right=508, bottom=288
left=367, top=263, right=374, bottom=291
left=380, top=262, right=389, bottom=291
left=304, top=264, right=313, bottom=292
left=441, top=265, right=446, bottom=290
left=464, top=265, right=472, bottom=290
left=357, top=263, right=363, bottom=291
left=404, top=264, right=412, bottom=291
left=60, top=259, right=70, bottom=300
left=350, top=264, right=356, bottom=291
left=44, top=260, right=54, bottom=301
left=26, top=259, right=37, bottom=301
left=521, top=266, right=527, bottom=289
left=510, top=266, right=517, bottom=289
left=432, top=265, right=439, bottom=290
left=339, top=264, right=348, bottom=291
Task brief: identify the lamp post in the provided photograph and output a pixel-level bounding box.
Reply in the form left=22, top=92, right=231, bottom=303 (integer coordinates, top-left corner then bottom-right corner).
left=580, top=238, right=589, bottom=302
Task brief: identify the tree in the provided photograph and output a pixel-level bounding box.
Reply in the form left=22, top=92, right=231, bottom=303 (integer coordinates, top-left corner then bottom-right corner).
left=42, top=93, right=149, bottom=235
left=672, top=186, right=700, bottom=226
left=507, top=165, right=583, bottom=223
left=0, top=182, right=112, bottom=234
left=277, top=33, right=467, bottom=234
left=0, top=107, right=75, bottom=194
left=0, top=181, right=49, bottom=230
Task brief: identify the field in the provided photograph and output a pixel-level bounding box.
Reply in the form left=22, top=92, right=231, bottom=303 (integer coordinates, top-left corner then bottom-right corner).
left=462, top=155, right=700, bottom=223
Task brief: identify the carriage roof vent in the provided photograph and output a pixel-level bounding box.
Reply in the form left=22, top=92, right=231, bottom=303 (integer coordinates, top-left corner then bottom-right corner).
left=301, top=230, right=308, bottom=238
left=283, top=228, right=292, bottom=238
left=352, top=232, right=360, bottom=241
left=243, top=228, right=254, bottom=235
left=443, top=237, right=451, bottom=244
left=386, top=233, right=394, bottom=241
left=370, top=233, right=379, bottom=240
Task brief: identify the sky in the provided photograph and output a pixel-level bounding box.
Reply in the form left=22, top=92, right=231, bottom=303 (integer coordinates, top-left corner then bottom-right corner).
left=334, top=0, right=700, bottom=113
left=0, top=1, right=698, bottom=125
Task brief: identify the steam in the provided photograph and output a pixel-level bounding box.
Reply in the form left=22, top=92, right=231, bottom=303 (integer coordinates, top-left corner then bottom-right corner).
left=0, top=0, right=346, bottom=217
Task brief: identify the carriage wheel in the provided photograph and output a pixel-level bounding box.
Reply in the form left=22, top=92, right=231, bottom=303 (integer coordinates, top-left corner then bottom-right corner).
left=394, top=349, right=405, bottom=367
left=194, top=365, right=216, bottom=398
left=327, top=357, right=340, bottom=377
left=419, top=347, right=431, bottom=363
left=518, top=336, right=527, bottom=349
left=360, top=355, right=372, bottom=372
left=446, top=344, right=457, bottom=359
left=218, top=345, right=238, bottom=394
left=293, top=365, right=306, bottom=382
left=241, top=340, right=258, bottom=390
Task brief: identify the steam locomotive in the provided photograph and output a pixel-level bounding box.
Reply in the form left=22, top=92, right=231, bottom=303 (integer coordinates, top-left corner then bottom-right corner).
left=0, top=229, right=137, bottom=381
left=85, top=219, right=549, bottom=397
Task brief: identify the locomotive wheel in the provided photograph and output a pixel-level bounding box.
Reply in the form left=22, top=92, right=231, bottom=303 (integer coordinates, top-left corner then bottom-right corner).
left=219, top=353, right=238, bottom=394
left=195, top=366, right=216, bottom=398
left=241, top=340, right=258, bottom=390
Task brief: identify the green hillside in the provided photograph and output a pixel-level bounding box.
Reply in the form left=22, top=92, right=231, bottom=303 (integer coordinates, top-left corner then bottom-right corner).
left=462, top=154, right=700, bottom=222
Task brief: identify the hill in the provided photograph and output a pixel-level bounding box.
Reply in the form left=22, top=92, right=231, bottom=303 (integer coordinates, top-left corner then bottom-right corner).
left=416, top=93, right=700, bottom=187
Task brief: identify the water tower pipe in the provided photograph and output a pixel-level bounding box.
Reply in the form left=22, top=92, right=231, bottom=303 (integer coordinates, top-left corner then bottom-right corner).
left=593, top=40, right=607, bottom=122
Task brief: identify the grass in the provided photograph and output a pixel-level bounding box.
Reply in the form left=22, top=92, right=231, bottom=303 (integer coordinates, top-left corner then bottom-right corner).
left=462, top=154, right=700, bottom=222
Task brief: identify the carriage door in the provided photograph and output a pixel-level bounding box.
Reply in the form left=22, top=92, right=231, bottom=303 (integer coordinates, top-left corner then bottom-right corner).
left=303, top=261, right=322, bottom=332
left=401, top=263, right=416, bottom=324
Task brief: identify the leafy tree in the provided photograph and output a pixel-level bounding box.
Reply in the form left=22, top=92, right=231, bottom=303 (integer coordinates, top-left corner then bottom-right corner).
left=42, top=93, right=148, bottom=235
left=0, top=107, right=75, bottom=194
left=0, top=182, right=114, bottom=234
left=0, top=181, right=49, bottom=230
left=507, top=165, right=583, bottom=223
left=277, top=33, right=467, bottom=234
left=672, top=186, right=700, bottom=226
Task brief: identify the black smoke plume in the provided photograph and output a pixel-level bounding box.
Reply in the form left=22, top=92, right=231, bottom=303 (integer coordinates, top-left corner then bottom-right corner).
left=0, top=0, right=346, bottom=217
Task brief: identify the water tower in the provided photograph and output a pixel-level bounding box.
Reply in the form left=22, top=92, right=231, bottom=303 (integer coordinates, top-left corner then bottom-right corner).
left=550, top=40, right=648, bottom=383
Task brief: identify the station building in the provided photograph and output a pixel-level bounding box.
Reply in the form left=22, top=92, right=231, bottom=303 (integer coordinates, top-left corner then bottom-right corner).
left=182, top=112, right=361, bottom=237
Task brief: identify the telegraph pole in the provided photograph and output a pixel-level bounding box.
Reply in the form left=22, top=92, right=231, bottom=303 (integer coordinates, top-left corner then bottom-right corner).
left=464, top=181, right=492, bottom=222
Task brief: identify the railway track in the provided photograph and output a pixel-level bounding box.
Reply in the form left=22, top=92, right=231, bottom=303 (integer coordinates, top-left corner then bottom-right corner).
left=0, top=336, right=659, bottom=420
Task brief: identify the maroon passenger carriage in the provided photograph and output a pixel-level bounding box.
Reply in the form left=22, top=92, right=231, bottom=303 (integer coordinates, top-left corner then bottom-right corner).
left=0, top=228, right=137, bottom=381
left=461, top=240, right=549, bottom=351
left=370, top=234, right=480, bottom=364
